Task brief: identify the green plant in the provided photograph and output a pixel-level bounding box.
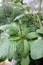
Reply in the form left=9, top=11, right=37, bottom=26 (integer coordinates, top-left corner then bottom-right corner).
left=0, top=0, right=43, bottom=65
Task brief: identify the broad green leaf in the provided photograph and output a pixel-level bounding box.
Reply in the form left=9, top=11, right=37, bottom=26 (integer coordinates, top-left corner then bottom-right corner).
left=7, top=41, right=17, bottom=60
left=17, top=40, right=24, bottom=56
left=30, top=39, right=43, bottom=59
left=8, top=23, right=19, bottom=35
left=27, top=32, right=39, bottom=39
left=0, top=23, right=19, bottom=35
left=18, top=40, right=29, bottom=58
left=21, top=56, right=30, bottom=65
left=6, top=26, right=18, bottom=35
left=0, top=33, right=18, bottom=61
left=36, top=28, right=43, bottom=34
left=0, top=38, right=10, bottom=60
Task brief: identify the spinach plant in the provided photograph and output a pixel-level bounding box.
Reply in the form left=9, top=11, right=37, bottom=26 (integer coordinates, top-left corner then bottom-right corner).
left=0, top=0, right=43, bottom=65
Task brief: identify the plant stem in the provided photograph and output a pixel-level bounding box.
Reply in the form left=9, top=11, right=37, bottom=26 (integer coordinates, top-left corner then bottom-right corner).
left=37, top=14, right=42, bottom=28
left=19, top=20, right=23, bottom=36
left=38, top=0, right=42, bottom=13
